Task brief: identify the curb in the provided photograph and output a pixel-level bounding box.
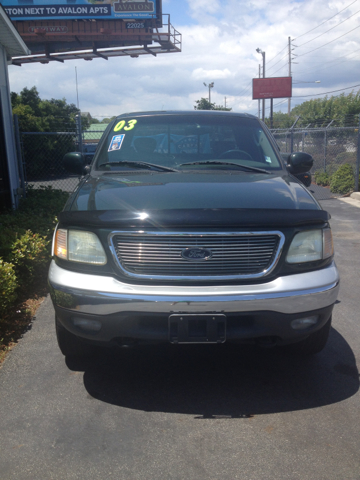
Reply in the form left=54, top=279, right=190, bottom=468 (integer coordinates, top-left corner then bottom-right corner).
left=350, top=192, right=360, bottom=202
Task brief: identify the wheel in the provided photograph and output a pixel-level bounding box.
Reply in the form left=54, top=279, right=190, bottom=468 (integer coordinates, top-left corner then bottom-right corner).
left=55, top=316, right=93, bottom=358
left=287, top=316, right=332, bottom=355
left=219, top=149, right=252, bottom=160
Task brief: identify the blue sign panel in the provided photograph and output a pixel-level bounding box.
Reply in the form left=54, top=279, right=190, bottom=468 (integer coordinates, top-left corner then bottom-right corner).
left=2, top=1, right=157, bottom=20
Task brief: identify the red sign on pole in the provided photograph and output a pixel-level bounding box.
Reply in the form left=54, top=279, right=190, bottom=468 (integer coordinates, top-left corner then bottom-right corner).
left=252, top=77, right=292, bottom=100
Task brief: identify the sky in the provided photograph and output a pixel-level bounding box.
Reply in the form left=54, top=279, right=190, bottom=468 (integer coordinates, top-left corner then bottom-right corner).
left=7, top=0, right=360, bottom=119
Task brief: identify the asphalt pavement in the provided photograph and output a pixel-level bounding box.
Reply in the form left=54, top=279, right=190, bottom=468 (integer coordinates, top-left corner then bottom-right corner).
left=0, top=198, right=359, bottom=480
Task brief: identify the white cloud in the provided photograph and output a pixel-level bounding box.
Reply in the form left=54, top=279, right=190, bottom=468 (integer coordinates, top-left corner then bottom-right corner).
left=187, top=0, right=221, bottom=19
left=8, top=0, right=360, bottom=118
left=191, top=68, right=232, bottom=80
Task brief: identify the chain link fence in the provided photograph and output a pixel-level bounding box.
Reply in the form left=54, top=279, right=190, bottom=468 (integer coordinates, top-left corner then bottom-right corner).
left=20, top=131, right=79, bottom=192
left=17, top=115, right=108, bottom=193
left=16, top=114, right=360, bottom=200
left=271, top=123, right=360, bottom=200
left=271, top=126, right=358, bottom=175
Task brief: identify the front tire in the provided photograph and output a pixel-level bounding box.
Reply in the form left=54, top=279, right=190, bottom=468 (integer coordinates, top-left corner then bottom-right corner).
left=287, top=316, right=332, bottom=355
left=55, top=316, right=93, bottom=358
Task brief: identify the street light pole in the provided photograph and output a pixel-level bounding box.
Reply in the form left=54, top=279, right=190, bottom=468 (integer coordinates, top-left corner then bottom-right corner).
left=203, top=82, right=214, bottom=104
left=256, top=48, right=265, bottom=121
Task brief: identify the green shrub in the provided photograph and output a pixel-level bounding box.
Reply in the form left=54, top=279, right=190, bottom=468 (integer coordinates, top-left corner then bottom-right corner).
left=0, top=227, right=18, bottom=263
left=0, top=186, right=69, bottom=318
left=330, top=163, right=355, bottom=194
left=1, top=186, right=69, bottom=238
left=0, top=260, right=18, bottom=320
left=325, top=162, right=339, bottom=177
left=11, top=230, right=50, bottom=282
left=314, top=171, right=331, bottom=186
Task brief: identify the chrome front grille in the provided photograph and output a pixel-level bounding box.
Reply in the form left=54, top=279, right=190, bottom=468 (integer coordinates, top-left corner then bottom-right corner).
left=110, top=231, right=284, bottom=280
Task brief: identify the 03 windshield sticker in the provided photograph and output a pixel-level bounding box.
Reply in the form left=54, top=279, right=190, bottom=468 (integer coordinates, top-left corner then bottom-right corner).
left=108, top=134, right=125, bottom=152
left=114, top=119, right=137, bottom=132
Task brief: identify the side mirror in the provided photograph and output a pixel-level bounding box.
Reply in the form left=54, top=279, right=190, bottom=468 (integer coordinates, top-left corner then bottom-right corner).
left=286, top=152, right=313, bottom=175
left=63, top=152, right=86, bottom=175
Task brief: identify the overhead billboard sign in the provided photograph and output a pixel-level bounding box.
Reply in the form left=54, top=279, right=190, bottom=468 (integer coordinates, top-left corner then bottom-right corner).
left=2, top=0, right=157, bottom=20
left=252, top=77, right=292, bottom=100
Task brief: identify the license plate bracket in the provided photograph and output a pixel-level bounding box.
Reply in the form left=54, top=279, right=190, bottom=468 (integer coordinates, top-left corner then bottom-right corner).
left=168, top=314, right=226, bottom=344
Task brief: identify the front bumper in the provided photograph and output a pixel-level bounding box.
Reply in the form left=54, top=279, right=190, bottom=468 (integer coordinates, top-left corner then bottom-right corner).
left=49, top=260, right=340, bottom=345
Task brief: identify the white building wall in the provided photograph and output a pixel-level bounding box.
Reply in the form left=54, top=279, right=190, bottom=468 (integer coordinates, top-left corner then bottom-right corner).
left=0, top=43, right=19, bottom=208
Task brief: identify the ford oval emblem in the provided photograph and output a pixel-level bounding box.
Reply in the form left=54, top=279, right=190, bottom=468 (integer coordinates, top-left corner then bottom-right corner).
left=181, top=247, right=212, bottom=261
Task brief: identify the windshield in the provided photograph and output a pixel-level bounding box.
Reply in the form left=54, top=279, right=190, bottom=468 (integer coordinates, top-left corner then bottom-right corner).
left=95, top=114, right=283, bottom=172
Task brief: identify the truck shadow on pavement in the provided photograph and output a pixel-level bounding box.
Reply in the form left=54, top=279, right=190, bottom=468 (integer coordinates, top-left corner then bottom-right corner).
left=66, top=327, right=359, bottom=417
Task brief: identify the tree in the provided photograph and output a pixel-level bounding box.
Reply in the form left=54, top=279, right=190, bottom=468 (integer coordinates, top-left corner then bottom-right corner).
left=289, top=90, right=360, bottom=127
left=101, top=116, right=116, bottom=123
left=265, top=111, right=296, bottom=129
left=12, top=87, right=41, bottom=116
left=194, top=98, right=215, bottom=110
left=194, top=97, right=232, bottom=111
left=11, top=87, right=88, bottom=179
left=213, top=105, right=232, bottom=111
left=11, top=86, right=88, bottom=132
left=265, top=90, right=360, bottom=129
left=11, top=87, right=43, bottom=131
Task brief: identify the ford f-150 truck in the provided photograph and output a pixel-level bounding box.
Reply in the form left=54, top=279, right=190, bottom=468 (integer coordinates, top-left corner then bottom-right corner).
left=49, top=111, right=339, bottom=357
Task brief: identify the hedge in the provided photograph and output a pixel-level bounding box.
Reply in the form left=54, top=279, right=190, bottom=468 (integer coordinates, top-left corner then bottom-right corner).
left=0, top=260, right=18, bottom=318
left=0, top=186, right=69, bottom=322
left=330, top=163, right=358, bottom=195
left=314, top=162, right=360, bottom=194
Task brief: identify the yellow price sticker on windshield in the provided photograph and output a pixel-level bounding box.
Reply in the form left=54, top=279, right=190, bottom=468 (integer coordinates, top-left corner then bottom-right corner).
left=114, top=119, right=137, bottom=132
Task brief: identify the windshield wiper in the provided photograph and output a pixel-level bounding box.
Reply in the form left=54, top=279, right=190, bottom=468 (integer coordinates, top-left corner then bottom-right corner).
left=98, top=161, right=178, bottom=173
left=179, top=160, right=271, bottom=174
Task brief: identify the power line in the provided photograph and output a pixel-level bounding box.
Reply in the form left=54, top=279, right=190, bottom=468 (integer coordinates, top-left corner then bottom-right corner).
left=266, top=44, right=288, bottom=66
left=292, top=83, right=360, bottom=98
left=268, top=61, right=289, bottom=77
left=266, top=52, right=289, bottom=73
left=293, top=0, right=358, bottom=40
left=292, top=49, right=360, bottom=76
left=260, top=84, right=360, bottom=114
left=265, top=99, right=288, bottom=111
left=237, top=81, right=253, bottom=98
left=295, top=7, right=360, bottom=48
left=296, top=24, right=360, bottom=57
left=295, top=46, right=360, bottom=65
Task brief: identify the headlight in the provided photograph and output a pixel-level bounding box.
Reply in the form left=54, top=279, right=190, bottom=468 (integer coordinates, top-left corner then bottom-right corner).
left=286, top=228, right=333, bottom=264
left=54, top=229, right=107, bottom=265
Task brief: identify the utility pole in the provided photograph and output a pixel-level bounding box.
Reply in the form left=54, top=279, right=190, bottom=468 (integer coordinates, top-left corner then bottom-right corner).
left=356, top=113, right=360, bottom=191
left=75, top=66, right=80, bottom=110
left=258, top=64, right=261, bottom=119
left=256, top=48, right=265, bottom=121
left=204, top=82, right=214, bottom=104
left=288, top=36, right=292, bottom=115
left=262, top=53, right=265, bottom=122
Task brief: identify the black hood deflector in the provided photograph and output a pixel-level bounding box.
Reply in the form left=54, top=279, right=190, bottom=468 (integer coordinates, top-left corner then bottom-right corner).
left=58, top=208, right=330, bottom=229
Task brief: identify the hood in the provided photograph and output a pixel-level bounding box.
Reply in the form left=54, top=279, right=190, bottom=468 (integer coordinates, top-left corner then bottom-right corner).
left=69, top=171, right=319, bottom=212
left=59, top=171, right=328, bottom=229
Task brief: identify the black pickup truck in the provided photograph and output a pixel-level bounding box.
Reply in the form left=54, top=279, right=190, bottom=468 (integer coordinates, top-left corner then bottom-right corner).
left=49, top=111, right=339, bottom=357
